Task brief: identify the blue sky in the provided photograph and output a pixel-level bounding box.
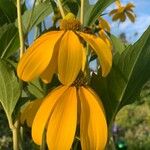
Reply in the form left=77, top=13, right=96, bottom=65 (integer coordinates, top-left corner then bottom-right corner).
left=27, top=0, right=150, bottom=43
left=104, top=0, right=150, bottom=43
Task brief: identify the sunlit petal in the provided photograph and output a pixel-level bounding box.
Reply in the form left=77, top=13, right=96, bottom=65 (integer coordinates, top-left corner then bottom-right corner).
left=40, top=37, right=61, bottom=83
left=99, top=17, right=110, bottom=33
left=17, top=31, right=64, bottom=81
left=58, top=31, right=82, bottom=85
left=32, top=86, right=68, bottom=145
left=82, top=46, right=86, bottom=71
left=79, top=87, right=108, bottom=150
left=99, top=30, right=112, bottom=49
left=78, top=32, right=112, bottom=76
left=47, top=87, right=77, bottom=150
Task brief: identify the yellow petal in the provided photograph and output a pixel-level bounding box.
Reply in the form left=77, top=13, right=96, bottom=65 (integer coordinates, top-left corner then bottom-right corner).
left=120, top=13, right=126, bottom=22
left=20, top=101, right=30, bottom=125
left=99, top=30, right=112, bottom=49
left=58, top=31, right=82, bottom=85
left=99, top=17, right=110, bottom=33
left=126, top=11, right=135, bottom=22
left=47, top=87, right=77, bottom=150
left=79, top=86, right=108, bottom=150
left=82, top=46, right=86, bottom=71
left=115, top=0, right=121, bottom=7
left=78, top=32, right=112, bottom=77
left=40, top=37, right=61, bottom=83
left=126, top=3, right=135, bottom=10
left=17, top=31, right=64, bottom=81
left=26, top=99, right=43, bottom=127
left=109, top=9, right=118, bottom=16
left=112, top=13, right=121, bottom=21
left=32, top=86, right=68, bottom=145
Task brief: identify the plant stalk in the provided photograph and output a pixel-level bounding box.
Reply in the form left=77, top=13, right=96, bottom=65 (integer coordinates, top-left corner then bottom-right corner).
left=17, top=0, right=24, bottom=58
left=12, top=121, right=19, bottom=150
left=7, top=116, right=20, bottom=150
left=57, top=0, right=65, bottom=18
left=80, top=0, right=84, bottom=24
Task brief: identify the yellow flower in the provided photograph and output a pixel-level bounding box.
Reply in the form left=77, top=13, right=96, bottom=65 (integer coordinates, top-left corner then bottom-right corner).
left=20, top=99, right=43, bottom=127
left=17, top=13, right=112, bottom=86
left=32, top=85, right=108, bottom=150
left=98, top=17, right=112, bottom=49
left=109, top=0, right=136, bottom=22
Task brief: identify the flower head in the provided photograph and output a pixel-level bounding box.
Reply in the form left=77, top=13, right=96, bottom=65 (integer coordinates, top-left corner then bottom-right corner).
left=31, top=85, right=108, bottom=150
left=109, top=0, right=136, bottom=22
left=17, top=13, right=112, bottom=86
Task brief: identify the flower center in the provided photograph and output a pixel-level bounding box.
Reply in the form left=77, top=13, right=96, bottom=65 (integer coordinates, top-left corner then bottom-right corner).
left=60, top=13, right=81, bottom=30
left=73, top=72, right=88, bottom=87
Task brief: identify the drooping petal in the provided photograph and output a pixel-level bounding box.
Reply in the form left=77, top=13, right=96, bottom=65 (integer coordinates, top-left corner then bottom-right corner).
left=99, top=17, right=110, bottom=33
left=79, top=86, right=108, bottom=150
left=40, top=37, right=61, bottom=83
left=109, top=9, right=118, bottom=16
left=82, top=46, right=86, bottom=71
left=126, top=3, right=135, bottom=10
left=98, top=30, right=112, bottom=49
left=32, top=86, right=68, bottom=145
left=20, top=101, right=30, bottom=125
left=126, top=11, right=135, bottom=22
left=115, top=0, right=121, bottom=7
left=112, top=13, right=121, bottom=21
left=78, top=32, right=112, bottom=77
left=21, top=99, right=43, bottom=127
left=17, top=31, right=64, bottom=81
left=47, top=87, right=77, bottom=150
left=26, top=99, right=43, bottom=127
left=120, top=13, right=126, bottom=22
left=58, top=31, right=82, bottom=85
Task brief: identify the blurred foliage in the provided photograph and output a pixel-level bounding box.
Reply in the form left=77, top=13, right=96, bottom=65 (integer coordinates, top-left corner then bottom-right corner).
left=115, top=80, right=150, bottom=150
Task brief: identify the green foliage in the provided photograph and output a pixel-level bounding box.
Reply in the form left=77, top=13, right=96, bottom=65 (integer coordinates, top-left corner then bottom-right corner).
left=27, top=79, right=46, bottom=99
left=0, top=24, right=19, bottom=59
left=87, top=0, right=115, bottom=25
left=21, top=1, right=52, bottom=34
left=115, top=101, right=150, bottom=150
left=0, top=60, right=21, bottom=118
left=0, top=0, right=17, bottom=26
left=110, top=34, right=126, bottom=54
left=91, top=27, right=150, bottom=123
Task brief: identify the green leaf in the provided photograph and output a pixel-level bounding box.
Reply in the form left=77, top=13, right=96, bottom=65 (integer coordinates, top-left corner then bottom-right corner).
left=0, top=60, right=21, bottom=117
left=110, top=34, right=126, bottom=54
left=87, top=0, right=115, bottom=25
left=83, top=0, right=94, bottom=25
left=91, top=27, right=150, bottom=123
left=27, top=79, right=45, bottom=99
left=0, top=0, right=17, bottom=26
left=63, top=0, right=79, bottom=16
left=0, top=24, right=19, bottom=59
left=21, top=1, right=52, bottom=34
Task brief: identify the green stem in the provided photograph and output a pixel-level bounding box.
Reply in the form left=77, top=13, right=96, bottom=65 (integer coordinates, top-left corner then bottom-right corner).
left=26, top=0, right=36, bottom=33
left=80, top=0, right=84, bottom=24
left=57, top=0, right=65, bottom=18
left=12, top=122, right=19, bottom=150
left=17, top=0, right=24, bottom=58
left=7, top=116, right=19, bottom=150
